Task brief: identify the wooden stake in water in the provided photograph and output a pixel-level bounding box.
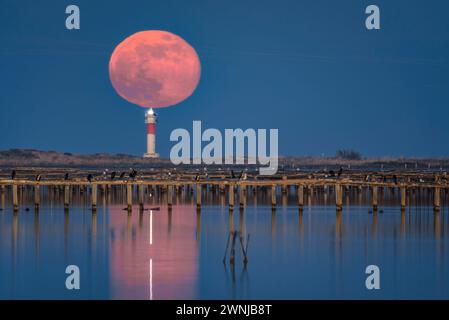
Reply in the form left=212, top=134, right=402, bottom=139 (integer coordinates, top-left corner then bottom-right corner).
left=127, top=184, right=133, bottom=212
left=228, top=184, right=234, bottom=211
left=34, top=185, right=40, bottom=210
left=64, top=185, right=70, bottom=210
left=239, top=185, right=246, bottom=209
left=167, top=185, right=173, bottom=208
left=196, top=184, right=202, bottom=209
left=434, top=186, right=441, bottom=211
left=271, top=185, right=277, bottom=210
left=139, top=184, right=145, bottom=211
left=401, top=187, right=406, bottom=209
left=372, top=186, right=378, bottom=211
left=335, top=184, right=343, bottom=211
left=13, top=184, right=19, bottom=212
left=297, top=184, right=304, bottom=208
left=91, top=183, right=97, bottom=211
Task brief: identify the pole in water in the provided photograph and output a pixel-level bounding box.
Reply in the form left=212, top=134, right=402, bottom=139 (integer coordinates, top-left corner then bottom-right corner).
left=13, top=184, right=19, bottom=212
left=127, top=184, right=133, bottom=212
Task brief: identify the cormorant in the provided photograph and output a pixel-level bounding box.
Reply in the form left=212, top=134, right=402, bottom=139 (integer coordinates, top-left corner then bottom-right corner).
left=11, top=170, right=16, bottom=180
left=129, top=169, right=137, bottom=180
left=231, top=170, right=236, bottom=179
left=329, top=170, right=335, bottom=177
left=119, top=172, right=126, bottom=179
left=111, top=171, right=116, bottom=180
left=35, top=174, right=42, bottom=182
left=64, top=173, right=69, bottom=181
left=87, top=174, right=93, bottom=183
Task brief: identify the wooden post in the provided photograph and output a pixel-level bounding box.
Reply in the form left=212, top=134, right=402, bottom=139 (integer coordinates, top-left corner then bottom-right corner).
left=13, top=184, right=19, bottom=211
left=167, top=185, right=173, bottom=208
left=297, top=184, right=304, bottom=208
left=239, top=185, right=245, bottom=209
left=139, top=184, right=145, bottom=210
left=271, top=185, right=277, bottom=209
left=400, top=187, right=406, bottom=209
left=196, top=183, right=202, bottom=209
left=281, top=176, right=288, bottom=194
left=372, top=186, right=378, bottom=210
left=335, top=184, right=342, bottom=210
left=34, top=185, right=40, bottom=210
left=434, top=186, right=441, bottom=211
left=0, top=185, right=5, bottom=210
left=127, top=184, right=133, bottom=212
left=229, top=184, right=234, bottom=211
left=64, top=185, right=70, bottom=210
left=91, top=183, right=97, bottom=211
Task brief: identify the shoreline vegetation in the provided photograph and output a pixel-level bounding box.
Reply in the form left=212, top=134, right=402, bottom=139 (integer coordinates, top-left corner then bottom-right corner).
left=0, top=148, right=448, bottom=171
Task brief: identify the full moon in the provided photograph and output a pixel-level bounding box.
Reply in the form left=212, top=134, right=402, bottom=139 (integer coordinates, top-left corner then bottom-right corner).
left=109, top=30, right=201, bottom=108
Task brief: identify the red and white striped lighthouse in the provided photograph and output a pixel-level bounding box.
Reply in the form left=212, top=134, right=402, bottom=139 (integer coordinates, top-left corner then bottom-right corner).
left=144, top=108, right=159, bottom=158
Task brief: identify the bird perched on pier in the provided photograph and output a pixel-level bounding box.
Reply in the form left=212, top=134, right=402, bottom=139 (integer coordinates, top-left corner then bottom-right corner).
left=365, top=175, right=371, bottom=182
left=11, top=170, right=16, bottom=180
left=87, top=174, right=93, bottom=183
left=119, top=172, right=126, bottom=179
left=129, top=169, right=138, bottom=180
left=329, top=170, right=335, bottom=178
left=230, top=170, right=236, bottom=179
left=195, top=174, right=200, bottom=181
left=64, top=173, right=69, bottom=181
left=111, top=171, right=116, bottom=181
left=35, top=174, right=42, bottom=182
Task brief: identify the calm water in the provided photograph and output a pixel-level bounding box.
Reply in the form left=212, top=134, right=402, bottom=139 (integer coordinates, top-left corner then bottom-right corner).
left=0, top=186, right=448, bottom=299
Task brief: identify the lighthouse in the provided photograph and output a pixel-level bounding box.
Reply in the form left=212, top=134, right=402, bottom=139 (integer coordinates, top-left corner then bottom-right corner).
left=144, top=108, right=159, bottom=158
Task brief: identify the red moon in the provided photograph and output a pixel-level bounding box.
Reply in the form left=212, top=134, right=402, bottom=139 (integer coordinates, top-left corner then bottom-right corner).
left=109, top=30, right=201, bottom=108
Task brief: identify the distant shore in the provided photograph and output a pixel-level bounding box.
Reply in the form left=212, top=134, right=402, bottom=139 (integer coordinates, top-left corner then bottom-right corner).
left=1, top=148, right=448, bottom=171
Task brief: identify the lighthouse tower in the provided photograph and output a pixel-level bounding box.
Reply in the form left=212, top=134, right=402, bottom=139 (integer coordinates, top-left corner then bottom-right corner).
left=144, top=108, right=159, bottom=158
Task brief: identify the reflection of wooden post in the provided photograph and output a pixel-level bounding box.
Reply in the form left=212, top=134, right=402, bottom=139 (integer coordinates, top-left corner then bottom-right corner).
left=400, top=187, right=406, bottom=209
left=127, top=184, right=133, bottom=212
left=335, top=184, right=342, bottom=210
left=271, top=185, right=277, bottom=209
left=64, top=185, right=70, bottom=210
left=91, top=183, right=97, bottom=211
left=297, top=184, right=304, bottom=208
left=372, top=186, right=378, bottom=210
left=228, top=184, right=234, bottom=211
left=34, top=185, right=40, bottom=210
left=196, top=184, right=202, bottom=209
left=434, top=186, right=441, bottom=211
left=13, top=184, right=19, bottom=211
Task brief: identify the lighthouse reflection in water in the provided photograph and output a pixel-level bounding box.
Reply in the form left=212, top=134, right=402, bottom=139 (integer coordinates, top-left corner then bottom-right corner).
left=0, top=187, right=449, bottom=299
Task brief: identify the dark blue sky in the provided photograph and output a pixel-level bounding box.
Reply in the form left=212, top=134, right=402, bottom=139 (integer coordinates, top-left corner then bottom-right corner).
left=1, top=0, right=448, bottom=158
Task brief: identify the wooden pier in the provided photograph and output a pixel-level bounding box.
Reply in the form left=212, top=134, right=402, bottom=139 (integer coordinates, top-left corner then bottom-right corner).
left=0, top=170, right=447, bottom=213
